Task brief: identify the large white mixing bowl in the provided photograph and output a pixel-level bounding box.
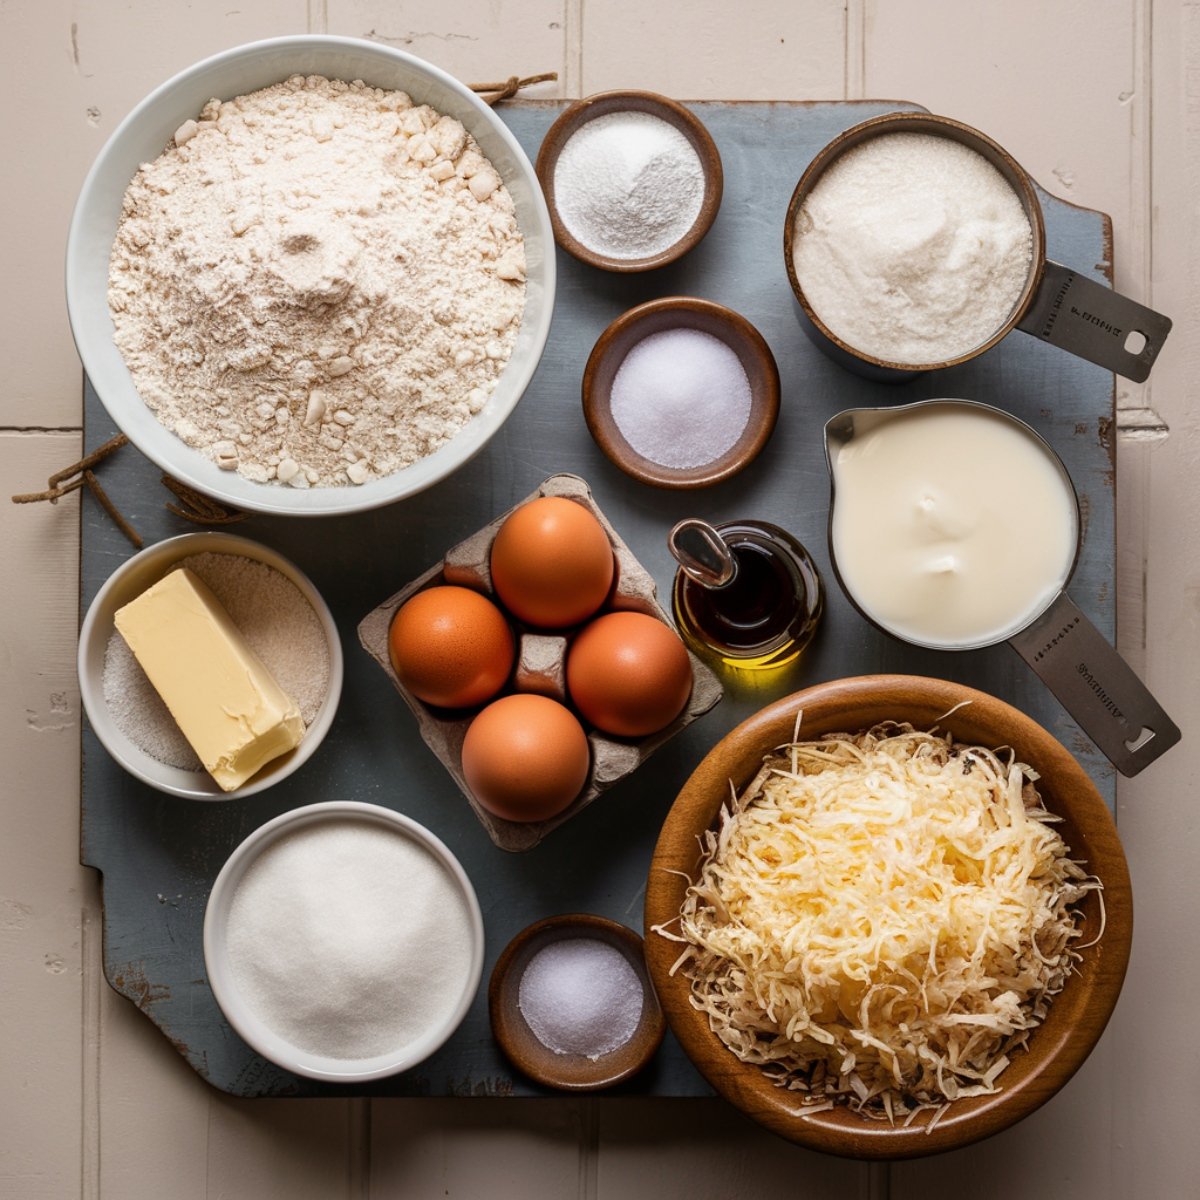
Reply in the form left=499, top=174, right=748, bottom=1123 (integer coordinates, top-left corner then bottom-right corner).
left=66, top=36, right=555, bottom=517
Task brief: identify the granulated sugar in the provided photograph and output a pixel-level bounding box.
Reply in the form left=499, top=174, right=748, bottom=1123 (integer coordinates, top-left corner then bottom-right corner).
left=103, top=552, right=330, bottom=768
left=553, top=111, right=704, bottom=260
left=225, top=820, right=475, bottom=1060
left=791, top=132, right=1033, bottom=364
left=610, top=328, right=751, bottom=469
left=109, top=75, right=526, bottom=488
left=517, top=937, right=643, bottom=1060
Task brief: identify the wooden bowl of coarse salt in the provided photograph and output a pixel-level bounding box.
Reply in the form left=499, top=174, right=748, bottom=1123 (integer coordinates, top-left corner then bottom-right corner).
left=582, top=297, right=780, bottom=489
left=644, top=675, right=1132, bottom=1159
left=536, top=90, right=723, bottom=272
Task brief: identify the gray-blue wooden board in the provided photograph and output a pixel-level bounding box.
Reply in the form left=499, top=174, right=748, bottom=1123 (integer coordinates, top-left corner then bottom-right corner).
left=80, top=100, right=1116, bottom=1097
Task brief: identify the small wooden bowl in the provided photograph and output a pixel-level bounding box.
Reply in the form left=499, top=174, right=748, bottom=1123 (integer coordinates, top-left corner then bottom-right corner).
left=644, top=675, right=1133, bottom=1159
left=489, top=914, right=666, bottom=1091
left=536, top=90, right=723, bottom=272
left=582, top=297, right=781, bottom=489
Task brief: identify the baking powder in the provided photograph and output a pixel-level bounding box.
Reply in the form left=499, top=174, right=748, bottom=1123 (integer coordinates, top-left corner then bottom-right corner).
left=109, top=76, right=526, bottom=488
left=791, top=132, right=1033, bottom=364
left=553, top=110, right=704, bottom=260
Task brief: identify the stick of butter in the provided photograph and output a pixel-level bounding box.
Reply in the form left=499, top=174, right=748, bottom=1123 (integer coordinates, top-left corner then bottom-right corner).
left=114, top=567, right=305, bottom=791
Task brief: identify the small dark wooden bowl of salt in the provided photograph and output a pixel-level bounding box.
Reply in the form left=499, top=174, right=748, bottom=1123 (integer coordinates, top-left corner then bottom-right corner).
left=488, top=913, right=665, bottom=1091
left=582, top=296, right=781, bottom=489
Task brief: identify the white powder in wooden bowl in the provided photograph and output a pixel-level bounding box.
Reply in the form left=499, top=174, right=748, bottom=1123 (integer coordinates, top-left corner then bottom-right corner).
left=102, top=552, right=330, bottom=769
left=108, top=75, right=526, bottom=488
left=791, top=132, right=1033, bottom=365
left=225, top=820, right=476, bottom=1061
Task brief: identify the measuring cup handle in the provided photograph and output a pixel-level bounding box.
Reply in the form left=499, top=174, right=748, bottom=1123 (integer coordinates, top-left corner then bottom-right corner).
left=1016, top=260, right=1172, bottom=382
left=1009, top=593, right=1180, bottom=776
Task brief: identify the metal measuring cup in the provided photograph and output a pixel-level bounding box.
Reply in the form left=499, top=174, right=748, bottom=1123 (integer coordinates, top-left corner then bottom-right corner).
left=823, top=399, right=1179, bottom=776
left=785, top=112, right=1172, bottom=383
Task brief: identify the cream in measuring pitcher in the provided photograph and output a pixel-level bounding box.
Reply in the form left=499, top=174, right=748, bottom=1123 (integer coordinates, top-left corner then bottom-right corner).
left=829, top=403, right=1077, bottom=647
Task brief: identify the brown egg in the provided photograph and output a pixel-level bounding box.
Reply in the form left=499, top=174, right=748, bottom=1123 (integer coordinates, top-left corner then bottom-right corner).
left=490, top=497, right=615, bottom=629
left=388, top=586, right=514, bottom=709
left=461, top=694, right=591, bottom=822
left=567, top=612, right=693, bottom=737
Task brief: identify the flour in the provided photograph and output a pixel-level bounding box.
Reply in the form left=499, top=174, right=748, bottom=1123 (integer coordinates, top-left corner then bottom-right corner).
left=791, top=132, right=1033, bottom=365
left=108, top=76, right=527, bottom=488
left=552, top=110, right=704, bottom=259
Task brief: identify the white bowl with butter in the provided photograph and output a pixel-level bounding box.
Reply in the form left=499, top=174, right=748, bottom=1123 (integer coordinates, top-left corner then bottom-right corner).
left=79, top=532, right=343, bottom=799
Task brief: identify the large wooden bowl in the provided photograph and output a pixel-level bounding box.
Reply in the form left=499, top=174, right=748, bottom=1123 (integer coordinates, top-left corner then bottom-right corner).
left=644, top=675, right=1132, bottom=1159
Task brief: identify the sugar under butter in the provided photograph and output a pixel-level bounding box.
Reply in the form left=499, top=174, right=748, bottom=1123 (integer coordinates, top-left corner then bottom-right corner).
left=225, top=820, right=475, bottom=1061
left=792, top=132, right=1034, bottom=364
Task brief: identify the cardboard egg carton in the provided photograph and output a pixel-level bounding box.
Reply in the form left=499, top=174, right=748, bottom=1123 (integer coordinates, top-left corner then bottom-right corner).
left=358, top=473, right=723, bottom=852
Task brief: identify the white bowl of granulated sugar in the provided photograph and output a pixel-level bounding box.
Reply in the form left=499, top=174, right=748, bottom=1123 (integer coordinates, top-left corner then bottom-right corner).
left=66, top=36, right=555, bottom=517
left=204, top=801, right=485, bottom=1082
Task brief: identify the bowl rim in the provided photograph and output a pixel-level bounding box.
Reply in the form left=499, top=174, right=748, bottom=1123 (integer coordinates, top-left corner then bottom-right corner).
left=581, top=295, right=781, bottom=489
left=644, top=674, right=1132, bottom=1159
left=535, top=89, right=724, bottom=272
left=487, top=912, right=666, bottom=1090
left=203, top=800, right=486, bottom=1082
left=65, top=34, right=556, bottom=517
left=77, top=531, right=344, bottom=799
left=782, top=110, right=1048, bottom=373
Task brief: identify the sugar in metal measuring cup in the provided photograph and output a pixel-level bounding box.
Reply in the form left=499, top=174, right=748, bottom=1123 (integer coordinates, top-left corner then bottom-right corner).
left=823, top=399, right=1179, bottom=776
left=785, top=112, right=1172, bottom=383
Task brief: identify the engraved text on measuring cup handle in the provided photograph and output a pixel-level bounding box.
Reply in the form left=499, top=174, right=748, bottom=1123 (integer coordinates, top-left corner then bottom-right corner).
left=1009, top=592, right=1180, bottom=777
left=1016, top=260, right=1172, bottom=383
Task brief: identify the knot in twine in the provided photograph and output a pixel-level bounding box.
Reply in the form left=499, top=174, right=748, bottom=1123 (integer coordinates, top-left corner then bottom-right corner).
left=470, top=72, right=557, bottom=105
left=10, top=433, right=247, bottom=549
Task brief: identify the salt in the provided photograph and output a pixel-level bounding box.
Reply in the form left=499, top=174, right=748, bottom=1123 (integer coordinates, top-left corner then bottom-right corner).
left=553, top=111, right=704, bottom=260
left=225, top=820, right=475, bottom=1061
left=610, top=328, right=752, bottom=469
left=518, top=938, right=644, bottom=1061
left=102, top=552, right=331, bottom=769
left=791, top=132, right=1034, bottom=364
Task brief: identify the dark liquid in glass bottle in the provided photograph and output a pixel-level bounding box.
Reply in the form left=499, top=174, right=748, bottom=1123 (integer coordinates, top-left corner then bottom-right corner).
left=672, top=521, right=823, bottom=669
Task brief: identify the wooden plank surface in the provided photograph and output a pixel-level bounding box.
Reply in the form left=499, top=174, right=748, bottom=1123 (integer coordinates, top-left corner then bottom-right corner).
left=2, top=0, right=1198, bottom=1194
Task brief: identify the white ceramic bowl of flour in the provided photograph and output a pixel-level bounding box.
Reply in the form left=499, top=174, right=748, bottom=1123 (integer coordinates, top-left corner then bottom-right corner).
left=78, top=532, right=343, bottom=799
left=66, top=36, right=555, bottom=516
left=204, top=801, right=485, bottom=1082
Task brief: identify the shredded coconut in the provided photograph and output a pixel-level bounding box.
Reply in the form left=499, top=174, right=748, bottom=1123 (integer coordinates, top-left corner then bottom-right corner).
left=108, top=75, right=526, bottom=488
left=656, top=723, right=1100, bottom=1121
left=791, top=132, right=1033, bottom=364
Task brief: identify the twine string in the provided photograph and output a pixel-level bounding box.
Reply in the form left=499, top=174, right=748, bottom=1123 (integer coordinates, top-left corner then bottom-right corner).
left=11, top=432, right=247, bottom=547
left=469, top=72, right=557, bottom=106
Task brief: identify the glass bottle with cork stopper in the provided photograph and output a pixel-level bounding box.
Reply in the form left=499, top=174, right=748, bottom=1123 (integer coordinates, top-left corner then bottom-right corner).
left=668, top=519, right=823, bottom=670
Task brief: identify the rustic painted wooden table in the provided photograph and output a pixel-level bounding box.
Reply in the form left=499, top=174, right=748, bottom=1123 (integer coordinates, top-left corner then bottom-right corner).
left=3, top=2, right=1197, bottom=1196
